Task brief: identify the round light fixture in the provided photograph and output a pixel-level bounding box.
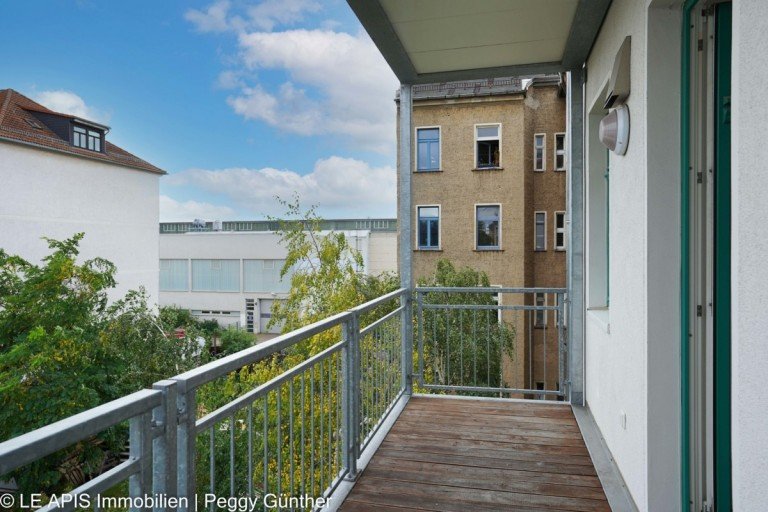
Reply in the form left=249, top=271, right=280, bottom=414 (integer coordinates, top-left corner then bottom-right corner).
left=598, top=104, right=630, bottom=156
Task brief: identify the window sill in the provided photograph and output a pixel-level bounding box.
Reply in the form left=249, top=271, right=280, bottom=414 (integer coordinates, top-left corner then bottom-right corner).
left=415, top=169, right=443, bottom=173
left=587, top=307, right=610, bottom=334
left=415, top=248, right=443, bottom=252
left=555, top=248, right=567, bottom=252
left=534, top=249, right=547, bottom=252
left=555, top=169, right=566, bottom=172
left=533, top=169, right=546, bottom=173
left=472, top=167, right=504, bottom=172
left=474, top=248, right=503, bottom=252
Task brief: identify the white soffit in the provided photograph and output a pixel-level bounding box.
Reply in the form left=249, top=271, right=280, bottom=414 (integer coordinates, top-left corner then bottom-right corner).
left=379, top=0, right=579, bottom=74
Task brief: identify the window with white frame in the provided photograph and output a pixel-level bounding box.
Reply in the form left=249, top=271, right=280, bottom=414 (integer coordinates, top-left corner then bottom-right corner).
left=416, top=127, right=440, bottom=171
left=555, top=211, right=566, bottom=251
left=475, top=124, right=501, bottom=168
left=554, top=133, right=566, bottom=170
left=534, top=211, right=547, bottom=251
left=417, top=206, right=440, bottom=249
left=191, top=259, right=240, bottom=292
left=534, top=133, right=546, bottom=171
left=490, top=284, right=503, bottom=322
left=159, top=259, right=188, bottom=291
left=534, top=292, right=547, bottom=327
left=476, top=205, right=501, bottom=249
left=243, top=259, right=291, bottom=293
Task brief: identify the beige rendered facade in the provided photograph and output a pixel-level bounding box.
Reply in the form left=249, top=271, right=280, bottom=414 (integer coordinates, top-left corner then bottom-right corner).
left=399, top=76, right=566, bottom=395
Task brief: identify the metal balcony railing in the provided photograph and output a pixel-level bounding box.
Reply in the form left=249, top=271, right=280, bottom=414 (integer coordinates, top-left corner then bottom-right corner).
left=0, top=287, right=567, bottom=511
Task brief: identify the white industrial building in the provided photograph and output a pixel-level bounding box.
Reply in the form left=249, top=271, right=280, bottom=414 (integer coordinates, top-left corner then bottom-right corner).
left=0, top=89, right=163, bottom=302
left=159, top=219, right=397, bottom=333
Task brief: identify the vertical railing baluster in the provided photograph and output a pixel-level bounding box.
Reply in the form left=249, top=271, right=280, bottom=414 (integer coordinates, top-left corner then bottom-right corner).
left=229, top=415, right=235, bottom=497
left=417, top=291, right=424, bottom=388
left=209, top=427, right=215, bottom=504
left=152, top=380, right=177, bottom=512
left=276, top=384, right=282, bottom=498
left=401, top=289, right=413, bottom=396
left=175, top=387, right=197, bottom=511
left=544, top=293, right=548, bottom=394
left=262, top=395, right=268, bottom=497
left=289, top=377, right=295, bottom=508
left=247, top=404, right=253, bottom=498
left=129, top=411, right=152, bottom=512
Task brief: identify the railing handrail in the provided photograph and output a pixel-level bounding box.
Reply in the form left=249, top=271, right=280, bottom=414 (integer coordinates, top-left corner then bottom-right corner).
left=171, top=288, right=408, bottom=392
left=171, top=309, right=352, bottom=392
left=416, top=286, right=567, bottom=294
left=0, top=388, right=161, bottom=475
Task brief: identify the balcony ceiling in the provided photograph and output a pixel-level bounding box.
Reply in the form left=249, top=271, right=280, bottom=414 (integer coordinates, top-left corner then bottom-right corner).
left=348, top=0, right=611, bottom=84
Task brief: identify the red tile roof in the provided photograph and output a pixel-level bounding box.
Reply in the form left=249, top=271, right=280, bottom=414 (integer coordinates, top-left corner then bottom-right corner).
left=0, top=89, right=164, bottom=174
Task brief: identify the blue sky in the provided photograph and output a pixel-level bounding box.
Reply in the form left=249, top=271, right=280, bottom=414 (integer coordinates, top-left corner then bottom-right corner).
left=0, top=0, right=398, bottom=220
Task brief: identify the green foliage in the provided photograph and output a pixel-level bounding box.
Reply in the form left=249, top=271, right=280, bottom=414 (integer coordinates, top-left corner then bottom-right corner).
left=0, top=235, right=207, bottom=495
left=218, top=327, right=255, bottom=356
left=417, top=259, right=515, bottom=392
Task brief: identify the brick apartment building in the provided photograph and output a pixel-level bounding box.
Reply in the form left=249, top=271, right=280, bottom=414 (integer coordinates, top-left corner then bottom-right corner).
left=398, top=76, right=567, bottom=395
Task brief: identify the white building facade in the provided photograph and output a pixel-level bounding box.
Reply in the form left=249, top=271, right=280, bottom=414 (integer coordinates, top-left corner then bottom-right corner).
left=0, top=89, right=163, bottom=303
left=159, top=221, right=397, bottom=333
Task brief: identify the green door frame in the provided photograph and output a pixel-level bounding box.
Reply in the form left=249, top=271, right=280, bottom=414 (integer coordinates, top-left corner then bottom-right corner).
left=713, top=3, right=732, bottom=509
left=681, top=2, right=732, bottom=509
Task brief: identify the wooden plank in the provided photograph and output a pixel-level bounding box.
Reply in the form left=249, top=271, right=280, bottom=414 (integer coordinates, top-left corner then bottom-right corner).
left=408, top=396, right=574, bottom=416
left=393, top=418, right=584, bottom=440
left=348, top=477, right=611, bottom=512
left=389, top=422, right=587, bottom=446
left=400, top=407, right=580, bottom=426
left=341, top=496, right=575, bottom=512
left=369, top=456, right=604, bottom=488
left=399, top=409, right=581, bottom=432
left=374, top=447, right=598, bottom=476
left=379, top=438, right=595, bottom=467
left=385, top=431, right=590, bottom=456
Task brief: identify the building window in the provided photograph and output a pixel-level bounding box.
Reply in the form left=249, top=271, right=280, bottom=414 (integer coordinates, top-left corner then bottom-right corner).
left=534, top=133, right=546, bottom=171
left=159, top=259, right=188, bottom=291
left=555, top=211, right=566, bottom=250
left=475, top=124, right=501, bottom=168
left=191, top=259, right=240, bottom=292
left=244, top=259, right=291, bottom=293
left=73, top=125, right=102, bottom=152
left=417, top=206, right=440, bottom=249
left=476, top=205, right=501, bottom=249
left=555, top=133, right=566, bottom=170
left=416, top=127, right=440, bottom=171
left=534, top=293, right=547, bottom=327
left=534, top=211, right=547, bottom=251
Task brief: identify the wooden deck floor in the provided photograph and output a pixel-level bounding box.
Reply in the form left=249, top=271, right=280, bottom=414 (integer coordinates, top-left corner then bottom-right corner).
left=339, top=396, right=610, bottom=512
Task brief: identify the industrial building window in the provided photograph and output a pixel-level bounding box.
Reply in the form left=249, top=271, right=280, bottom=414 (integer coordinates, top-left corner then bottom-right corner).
left=416, top=127, right=440, bottom=171
left=159, top=259, right=188, bottom=291
left=555, top=133, right=566, bottom=170
left=555, top=212, right=566, bottom=250
left=535, top=211, right=547, bottom=251
left=417, top=206, right=440, bottom=249
left=243, top=259, right=291, bottom=293
left=475, top=124, right=501, bottom=168
left=191, top=259, right=240, bottom=292
left=534, top=293, right=547, bottom=327
left=476, top=204, right=501, bottom=249
left=534, top=133, right=546, bottom=171
left=73, top=125, right=102, bottom=152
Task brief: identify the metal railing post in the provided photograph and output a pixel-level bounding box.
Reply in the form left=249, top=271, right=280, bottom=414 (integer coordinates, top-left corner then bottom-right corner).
left=152, top=380, right=177, bottom=511
left=401, top=291, right=413, bottom=395
left=416, top=290, right=424, bottom=388
left=175, top=386, right=196, bottom=511
left=341, top=313, right=359, bottom=480
left=129, top=411, right=152, bottom=511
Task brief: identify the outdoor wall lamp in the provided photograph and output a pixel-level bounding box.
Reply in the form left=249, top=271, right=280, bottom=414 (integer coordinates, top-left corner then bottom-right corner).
left=600, top=35, right=631, bottom=155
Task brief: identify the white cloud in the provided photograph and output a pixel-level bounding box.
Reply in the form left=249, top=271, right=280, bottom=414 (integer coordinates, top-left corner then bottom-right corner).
left=34, top=90, right=109, bottom=124
left=185, top=0, right=234, bottom=33
left=185, top=2, right=398, bottom=154
left=164, top=156, right=395, bottom=217
left=230, top=29, right=397, bottom=153
left=159, top=195, right=237, bottom=222
left=246, top=0, right=320, bottom=31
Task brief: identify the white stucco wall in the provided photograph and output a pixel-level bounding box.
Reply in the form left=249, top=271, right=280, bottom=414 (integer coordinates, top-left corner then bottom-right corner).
left=0, top=141, right=160, bottom=303
left=159, top=229, right=398, bottom=330
left=584, top=1, right=650, bottom=509
left=369, top=232, right=398, bottom=275
left=731, top=0, right=768, bottom=508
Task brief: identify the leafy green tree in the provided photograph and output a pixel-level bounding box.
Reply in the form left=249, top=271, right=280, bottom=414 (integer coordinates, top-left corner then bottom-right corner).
left=417, top=259, right=515, bottom=392
left=0, top=235, right=207, bottom=496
